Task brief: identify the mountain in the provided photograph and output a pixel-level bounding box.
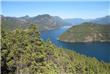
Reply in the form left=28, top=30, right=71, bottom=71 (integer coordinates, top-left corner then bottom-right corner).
left=2, top=15, right=109, bottom=31
left=91, top=15, right=110, bottom=25
left=1, top=25, right=110, bottom=74
left=1, top=14, right=70, bottom=31
left=30, top=14, right=70, bottom=31
left=1, top=15, right=32, bottom=30
left=64, top=18, right=86, bottom=25
left=59, top=22, right=110, bottom=42
left=64, top=15, right=110, bottom=25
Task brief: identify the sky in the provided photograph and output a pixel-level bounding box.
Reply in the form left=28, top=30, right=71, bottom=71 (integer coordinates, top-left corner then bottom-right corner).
left=1, top=1, right=109, bottom=19
left=1, top=0, right=109, bottom=1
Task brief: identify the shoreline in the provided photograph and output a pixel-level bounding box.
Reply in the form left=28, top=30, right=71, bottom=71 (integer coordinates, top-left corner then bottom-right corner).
left=58, top=38, right=110, bottom=43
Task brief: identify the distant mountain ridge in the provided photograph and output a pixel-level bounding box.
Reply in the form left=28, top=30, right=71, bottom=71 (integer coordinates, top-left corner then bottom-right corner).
left=91, top=15, right=110, bottom=24
left=64, top=18, right=86, bottom=25
left=1, top=14, right=71, bottom=31
left=64, top=15, right=110, bottom=25
left=1, top=15, right=110, bottom=31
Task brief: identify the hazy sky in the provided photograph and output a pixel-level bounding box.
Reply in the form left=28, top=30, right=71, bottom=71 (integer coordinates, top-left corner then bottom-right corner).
left=1, top=1, right=109, bottom=19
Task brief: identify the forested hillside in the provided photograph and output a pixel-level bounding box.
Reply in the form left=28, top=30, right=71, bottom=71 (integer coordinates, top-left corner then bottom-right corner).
left=59, top=22, right=110, bottom=42
left=1, top=25, right=110, bottom=74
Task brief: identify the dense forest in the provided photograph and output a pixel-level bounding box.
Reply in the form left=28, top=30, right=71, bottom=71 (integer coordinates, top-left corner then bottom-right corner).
left=1, top=25, right=110, bottom=74
left=59, top=22, right=110, bottom=42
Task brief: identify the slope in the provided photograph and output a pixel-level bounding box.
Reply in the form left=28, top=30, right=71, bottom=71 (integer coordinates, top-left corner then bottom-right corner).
left=59, top=22, right=110, bottom=42
left=1, top=25, right=110, bottom=74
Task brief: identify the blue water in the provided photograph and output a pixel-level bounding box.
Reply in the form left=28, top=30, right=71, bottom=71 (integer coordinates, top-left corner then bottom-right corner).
left=40, top=27, right=110, bottom=63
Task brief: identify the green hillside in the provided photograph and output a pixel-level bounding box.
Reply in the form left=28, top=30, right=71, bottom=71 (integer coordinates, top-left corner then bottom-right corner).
left=1, top=25, right=110, bottom=74
left=1, top=15, right=32, bottom=30
left=59, top=22, right=110, bottom=42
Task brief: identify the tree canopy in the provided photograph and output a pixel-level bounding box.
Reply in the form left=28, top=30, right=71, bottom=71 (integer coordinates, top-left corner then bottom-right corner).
left=1, top=25, right=110, bottom=74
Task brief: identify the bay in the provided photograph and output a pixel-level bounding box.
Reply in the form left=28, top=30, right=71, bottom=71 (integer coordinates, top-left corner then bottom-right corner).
left=40, top=26, right=110, bottom=62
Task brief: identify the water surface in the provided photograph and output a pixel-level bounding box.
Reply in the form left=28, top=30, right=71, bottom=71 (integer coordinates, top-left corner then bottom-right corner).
left=40, top=27, right=110, bottom=62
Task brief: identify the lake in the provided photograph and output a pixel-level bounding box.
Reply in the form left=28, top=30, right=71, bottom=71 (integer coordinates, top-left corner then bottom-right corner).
left=40, top=26, right=110, bottom=63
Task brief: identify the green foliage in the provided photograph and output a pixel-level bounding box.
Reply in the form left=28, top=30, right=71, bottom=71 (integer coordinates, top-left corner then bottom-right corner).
left=59, top=22, right=110, bottom=42
left=1, top=25, right=110, bottom=74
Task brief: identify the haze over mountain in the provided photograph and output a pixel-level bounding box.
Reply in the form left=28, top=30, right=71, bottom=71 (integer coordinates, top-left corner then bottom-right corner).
left=64, top=15, right=110, bottom=25
left=91, top=15, right=110, bottom=25
left=1, top=14, right=110, bottom=31
left=64, top=18, right=88, bottom=25
left=1, top=14, right=71, bottom=31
